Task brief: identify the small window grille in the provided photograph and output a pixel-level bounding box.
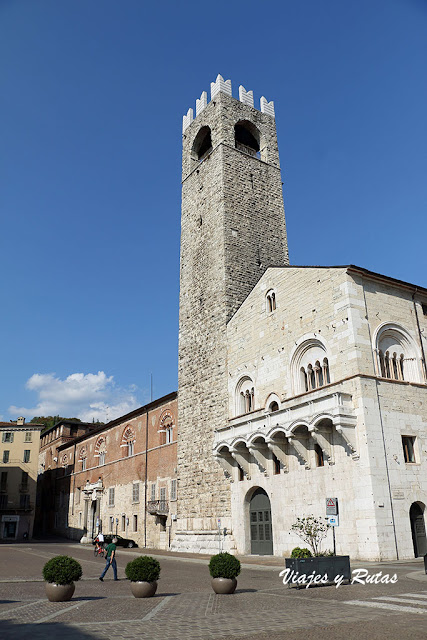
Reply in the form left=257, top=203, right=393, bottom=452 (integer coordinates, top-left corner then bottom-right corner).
left=132, top=483, right=140, bottom=503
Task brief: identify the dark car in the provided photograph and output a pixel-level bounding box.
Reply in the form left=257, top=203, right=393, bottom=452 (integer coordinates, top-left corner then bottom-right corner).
left=92, top=534, right=138, bottom=548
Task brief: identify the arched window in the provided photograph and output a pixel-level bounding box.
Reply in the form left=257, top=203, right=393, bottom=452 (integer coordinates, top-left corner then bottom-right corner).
left=159, top=412, right=174, bottom=445
left=236, top=376, right=255, bottom=416
left=291, top=339, right=331, bottom=394
left=374, top=323, right=422, bottom=383
left=266, top=290, right=276, bottom=313
left=79, top=447, right=87, bottom=471
left=121, top=426, right=136, bottom=457
left=192, top=126, right=212, bottom=161
left=234, top=120, right=261, bottom=159
left=95, top=437, right=107, bottom=466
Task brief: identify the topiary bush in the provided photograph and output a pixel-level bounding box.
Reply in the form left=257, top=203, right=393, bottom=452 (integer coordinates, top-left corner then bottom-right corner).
left=209, top=552, right=241, bottom=579
left=290, top=547, right=312, bottom=559
left=42, top=556, right=82, bottom=585
left=125, top=556, right=161, bottom=582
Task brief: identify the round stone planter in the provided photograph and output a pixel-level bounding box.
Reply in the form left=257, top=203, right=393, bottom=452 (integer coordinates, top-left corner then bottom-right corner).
left=45, top=582, right=75, bottom=602
left=211, top=577, right=237, bottom=594
left=130, top=580, right=158, bottom=598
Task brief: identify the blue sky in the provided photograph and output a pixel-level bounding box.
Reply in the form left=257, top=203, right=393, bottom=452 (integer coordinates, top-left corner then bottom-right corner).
left=1, top=0, right=426, bottom=421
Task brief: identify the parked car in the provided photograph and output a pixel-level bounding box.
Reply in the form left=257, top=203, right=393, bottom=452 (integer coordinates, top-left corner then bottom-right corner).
left=92, top=534, right=138, bottom=548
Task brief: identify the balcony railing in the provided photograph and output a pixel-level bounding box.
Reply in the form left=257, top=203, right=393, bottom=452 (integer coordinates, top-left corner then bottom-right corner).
left=235, top=141, right=261, bottom=159
left=146, top=500, right=169, bottom=516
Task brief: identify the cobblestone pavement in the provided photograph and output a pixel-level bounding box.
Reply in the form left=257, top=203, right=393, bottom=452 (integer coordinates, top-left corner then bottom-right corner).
left=1, top=542, right=426, bottom=639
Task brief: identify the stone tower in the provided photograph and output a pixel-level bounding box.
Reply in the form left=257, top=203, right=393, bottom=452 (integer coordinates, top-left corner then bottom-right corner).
left=174, top=75, right=289, bottom=551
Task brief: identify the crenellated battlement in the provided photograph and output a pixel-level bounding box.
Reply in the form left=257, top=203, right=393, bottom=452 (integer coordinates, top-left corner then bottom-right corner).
left=182, top=74, right=275, bottom=132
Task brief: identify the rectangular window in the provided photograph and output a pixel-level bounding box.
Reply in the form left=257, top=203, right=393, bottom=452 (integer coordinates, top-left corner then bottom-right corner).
left=151, top=483, right=156, bottom=501
left=109, top=516, right=114, bottom=532
left=99, top=452, right=106, bottom=466
left=402, top=436, right=416, bottom=463
left=2, top=432, right=13, bottom=443
left=76, top=487, right=81, bottom=505
left=23, top=450, right=30, bottom=463
left=160, top=487, right=166, bottom=502
left=170, top=479, right=177, bottom=501
left=109, top=487, right=115, bottom=506
left=3, top=451, right=9, bottom=463
left=20, top=494, right=30, bottom=509
left=133, top=514, right=138, bottom=532
left=121, top=515, right=126, bottom=531
left=81, top=458, right=86, bottom=471
left=21, top=471, right=28, bottom=490
left=24, top=432, right=32, bottom=442
left=132, top=483, right=140, bottom=503
left=1, top=471, right=7, bottom=491
left=128, top=441, right=134, bottom=456
left=273, top=453, right=281, bottom=475
left=78, top=512, right=82, bottom=527
left=315, top=444, right=325, bottom=467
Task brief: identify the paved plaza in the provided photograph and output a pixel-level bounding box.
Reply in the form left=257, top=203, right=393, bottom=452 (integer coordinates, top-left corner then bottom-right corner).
left=1, top=542, right=427, bottom=639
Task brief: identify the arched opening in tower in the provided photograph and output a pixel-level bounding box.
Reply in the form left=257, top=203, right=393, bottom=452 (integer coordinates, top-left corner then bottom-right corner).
left=234, top=121, right=260, bottom=157
left=192, top=126, right=212, bottom=161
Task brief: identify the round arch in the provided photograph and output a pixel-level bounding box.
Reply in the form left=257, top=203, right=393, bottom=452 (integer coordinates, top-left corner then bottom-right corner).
left=410, top=501, right=427, bottom=557
left=246, top=487, right=273, bottom=555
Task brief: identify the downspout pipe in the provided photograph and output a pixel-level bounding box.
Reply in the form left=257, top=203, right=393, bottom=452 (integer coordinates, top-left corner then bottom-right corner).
left=144, top=407, right=148, bottom=548
left=362, top=281, right=399, bottom=560
left=413, top=287, right=427, bottom=381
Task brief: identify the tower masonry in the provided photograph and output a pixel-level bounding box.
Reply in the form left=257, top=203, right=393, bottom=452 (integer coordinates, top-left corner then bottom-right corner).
left=174, top=76, right=289, bottom=552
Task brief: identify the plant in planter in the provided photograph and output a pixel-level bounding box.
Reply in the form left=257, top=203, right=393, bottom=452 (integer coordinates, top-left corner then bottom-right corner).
left=290, top=547, right=312, bottom=558
left=291, top=516, right=329, bottom=557
left=42, top=555, right=82, bottom=602
left=209, top=552, right=241, bottom=594
left=286, top=517, right=350, bottom=587
left=125, top=555, right=161, bottom=598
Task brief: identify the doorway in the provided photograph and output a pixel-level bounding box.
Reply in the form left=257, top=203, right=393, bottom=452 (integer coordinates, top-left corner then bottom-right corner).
left=410, top=502, right=427, bottom=557
left=249, top=488, right=273, bottom=555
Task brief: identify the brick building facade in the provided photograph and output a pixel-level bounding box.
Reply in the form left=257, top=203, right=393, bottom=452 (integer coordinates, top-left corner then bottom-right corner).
left=37, top=393, right=177, bottom=549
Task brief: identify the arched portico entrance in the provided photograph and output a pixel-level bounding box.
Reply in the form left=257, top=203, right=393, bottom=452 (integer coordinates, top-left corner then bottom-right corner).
left=249, top=488, right=273, bottom=555
left=410, top=502, right=427, bottom=557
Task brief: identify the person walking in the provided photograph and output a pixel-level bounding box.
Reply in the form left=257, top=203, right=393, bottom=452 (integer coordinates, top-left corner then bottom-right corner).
left=99, top=537, right=118, bottom=581
left=95, top=530, right=104, bottom=553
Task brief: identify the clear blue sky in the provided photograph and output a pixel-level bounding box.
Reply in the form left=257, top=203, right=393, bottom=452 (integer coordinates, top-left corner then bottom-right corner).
left=1, top=0, right=426, bottom=421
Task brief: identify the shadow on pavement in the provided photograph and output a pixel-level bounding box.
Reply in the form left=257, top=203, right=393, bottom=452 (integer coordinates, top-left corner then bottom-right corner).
left=2, top=619, right=98, bottom=640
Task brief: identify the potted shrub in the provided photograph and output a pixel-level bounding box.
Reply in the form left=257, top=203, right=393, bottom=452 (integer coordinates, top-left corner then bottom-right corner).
left=290, top=547, right=312, bottom=558
left=285, top=517, right=350, bottom=587
left=209, top=552, right=241, bottom=594
left=42, top=555, right=82, bottom=602
left=125, top=555, right=160, bottom=598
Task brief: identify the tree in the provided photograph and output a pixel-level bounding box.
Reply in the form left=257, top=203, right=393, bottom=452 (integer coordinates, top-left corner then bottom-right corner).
left=30, top=416, right=82, bottom=432
left=291, top=516, right=330, bottom=557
